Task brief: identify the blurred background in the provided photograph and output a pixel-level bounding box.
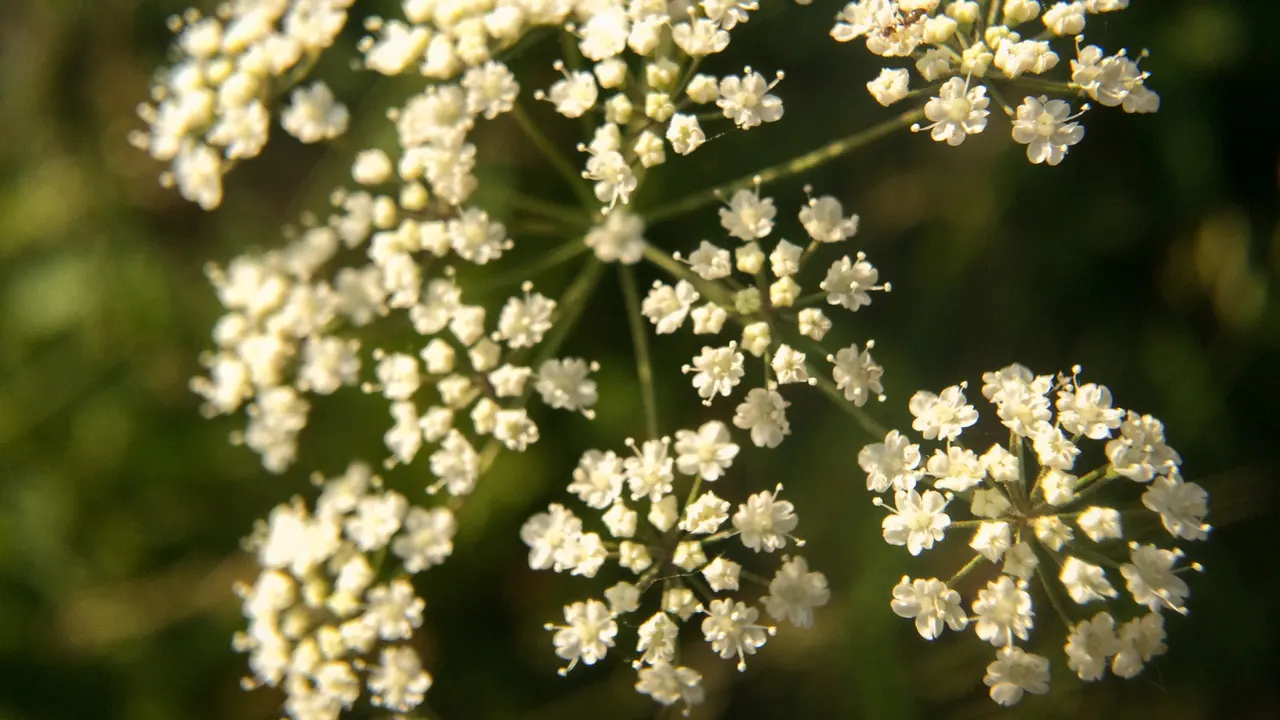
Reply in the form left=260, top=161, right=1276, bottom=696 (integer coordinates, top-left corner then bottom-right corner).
left=1, top=0, right=1277, bottom=718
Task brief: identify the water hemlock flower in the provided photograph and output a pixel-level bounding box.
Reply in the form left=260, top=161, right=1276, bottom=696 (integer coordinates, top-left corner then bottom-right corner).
left=135, top=0, right=1187, bottom=715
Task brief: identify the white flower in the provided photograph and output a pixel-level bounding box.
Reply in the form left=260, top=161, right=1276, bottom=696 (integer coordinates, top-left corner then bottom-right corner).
left=674, top=421, right=739, bottom=480
left=909, top=385, right=979, bottom=441
left=636, top=611, right=679, bottom=666
left=890, top=576, right=968, bottom=640
left=972, top=576, right=1034, bottom=647
left=352, top=148, right=393, bottom=185
left=1057, top=382, right=1123, bottom=439
left=281, top=81, right=349, bottom=143
left=1120, top=543, right=1190, bottom=613
left=365, top=579, right=425, bottom=641
left=880, top=489, right=951, bottom=555
left=733, top=486, right=798, bottom=552
left=829, top=342, right=884, bottom=406
left=173, top=142, right=222, bottom=209
left=461, top=61, right=518, bottom=119
left=866, top=67, right=910, bottom=106
left=1106, top=411, right=1181, bottom=482
left=1041, top=468, right=1078, bottom=506
left=800, top=195, right=859, bottom=244
left=391, top=507, right=456, bottom=573
left=732, top=388, right=791, bottom=448
left=536, top=358, right=598, bottom=414
left=684, top=343, right=745, bottom=402
left=666, top=113, right=706, bottom=154
left=821, top=253, right=883, bottom=311
left=763, top=556, right=829, bottom=629
left=635, top=661, right=704, bottom=709
left=1077, top=506, right=1123, bottom=542
left=858, top=430, right=922, bottom=492
left=926, top=446, right=986, bottom=492
left=625, top=438, right=675, bottom=502
left=768, top=239, right=803, bottom=277
left=671, top=17, right=730, bottom=56
left=603, top=502, right=638, bottom=539
left=545, top=68, right=598, bottom=118
left=605, top=581, right=641, bottom=615
left=584, top=209, right=645, bottom=264
left=648, top=495, right=679, bottom=533
left=700, top=599, right=772, bottom=670
left=719, top=188, right=776, bottom=241
left=1060, top=556, right=1118, bottom=604
left=345, top=491, right=407, bottom=551
left=448, top=208, right=510, bottom=265
left=367, top=646, right=432, bottom=712
left=1012, top=96, right=1086, bottom=165
left=983, top=646, right=1050, bottom=706
left=716, top=68, right=783, bottom=129
left=568, top=450, right=626, bottom=509
left=970, top=521, right=1012, bottom=563
left=681, top=491, right=731, bottom=535
left=1065, top=611, right=1120, bottom=681
left=1112, top=613, right=1166, bottom=678
left=915, top=77, right=990, bottom=146
left=1032, top=422, right=1080, bottom=470
left=1033, top=515, right=1074, bottom=551
left=686, top=240, right=732, bottom=280
left=771, top=344, right=811, bottom=385
left=549, top=599, right=617, bottom=673
left=521, top=504, right=582, bottom=571
left=642, top=280, right=699, bottom=334
left=583, top=148, right=637, bottom=209
left=1142, top=474, right=1210, bottom=541
left=702, top=557, right=742, bottom=592
left=1003, top=541, right=1039, bottom=579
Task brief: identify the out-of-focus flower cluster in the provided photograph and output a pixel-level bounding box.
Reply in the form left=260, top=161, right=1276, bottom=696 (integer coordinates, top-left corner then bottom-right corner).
left=235, top=462, right=455, bottom=720
left=522, top=423, right=829, bottom=714
left=858, top=364, right=1209, bottom=705
left=131, top=1, right=357, bottom=208
left=832, top=0, right=1159, bottom=164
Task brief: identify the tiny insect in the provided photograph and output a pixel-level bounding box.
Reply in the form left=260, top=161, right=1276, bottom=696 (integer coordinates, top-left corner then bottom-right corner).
left=878, top=8, right=928, bottom=39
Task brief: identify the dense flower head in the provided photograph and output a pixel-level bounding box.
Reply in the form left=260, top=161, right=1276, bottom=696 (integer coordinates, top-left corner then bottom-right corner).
left=860, top=363, right=1208, bottom=705
left=523, top=429, right=827, bottom=712
left=234, top=463, right=449, bottom=719
left=831, top=0, right=1158, bottom=161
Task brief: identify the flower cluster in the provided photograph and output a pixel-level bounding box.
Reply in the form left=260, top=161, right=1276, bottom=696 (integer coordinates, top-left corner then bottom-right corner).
left=858, top=364, right=1209, bottom=705
left=234, top=463, right=455, bottom=720
left=131, top=1, right=357, bottom=208
left=529, top=2, right=784, bottom=212
left=832, top=0, right=1159, bottom=164
left=133, top=0, right=1204, bottom=714
left=192, top=208, right=596, bottom=475
left=638, top=184, right=886, bottom=447
left=522, top=425, right=829, bottom=714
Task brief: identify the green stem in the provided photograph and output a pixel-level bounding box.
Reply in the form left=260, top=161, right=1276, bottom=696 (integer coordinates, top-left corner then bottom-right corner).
left=486, top=185, right=594, bottom=228
left=642, top=108, right=924, bottom=224
left=1009, top=77, right=1087, bottom=98
left=619, top=264, right=660, bottom=440
left=1032, top=542, right=1076, bottom=628
left=948, top=553, right=986, bottom=585
left=488, top=240, right=590, bottom=287
left=511, top=101, right=599, bottom=211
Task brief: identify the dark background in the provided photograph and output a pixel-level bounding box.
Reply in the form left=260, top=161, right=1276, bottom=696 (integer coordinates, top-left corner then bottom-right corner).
left=0, top=0, right=1277, bottom=718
